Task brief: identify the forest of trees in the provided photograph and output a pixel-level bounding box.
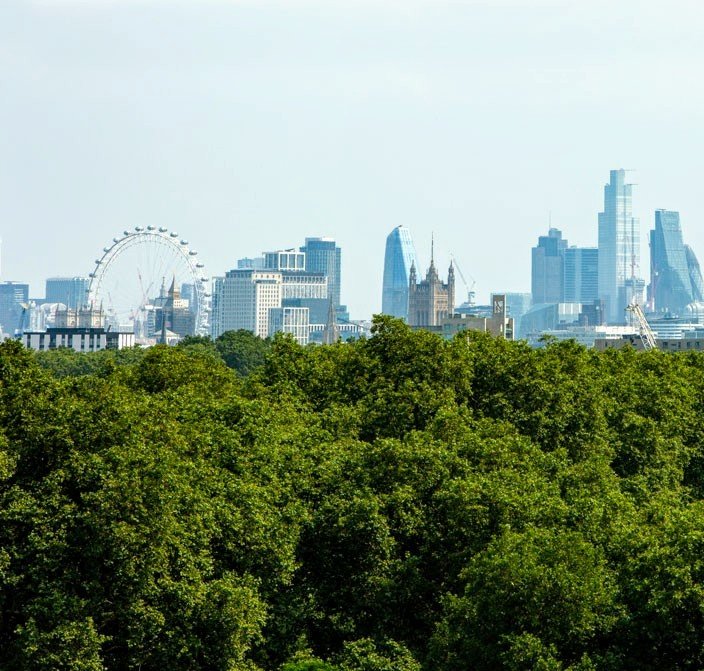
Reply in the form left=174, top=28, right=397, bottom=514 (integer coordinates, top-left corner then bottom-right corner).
left=2, top=319, right=704, bottom=669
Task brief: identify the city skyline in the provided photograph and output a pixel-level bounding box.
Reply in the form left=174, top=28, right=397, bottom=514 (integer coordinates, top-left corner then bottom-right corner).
left=3, top=1, right=704, bottom=318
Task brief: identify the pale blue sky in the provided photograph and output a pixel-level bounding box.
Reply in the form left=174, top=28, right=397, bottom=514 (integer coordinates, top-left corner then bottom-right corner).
left=3, top=0, right=704, bottom=317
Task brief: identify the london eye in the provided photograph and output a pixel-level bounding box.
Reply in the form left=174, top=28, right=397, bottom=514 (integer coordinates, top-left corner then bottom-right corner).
left=87, top=227, right=211, bottom=341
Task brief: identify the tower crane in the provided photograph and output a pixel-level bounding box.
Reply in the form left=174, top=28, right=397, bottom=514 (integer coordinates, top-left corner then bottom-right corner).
left=449, top=254, right=476, bottom=307
left=626, top=299, right=657, bottom=351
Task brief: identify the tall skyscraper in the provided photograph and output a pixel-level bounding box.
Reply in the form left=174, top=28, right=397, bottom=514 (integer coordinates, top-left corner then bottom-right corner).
left=563, top=247, right=599, bottom=303
left=598, top=169, right=644, bottom=323
left=300, top=237, right=341, bottom=308
left=531, top=228, right=567, bottom=303
left=649, top=210, right=704, bottom=315
left=45, top=277, right=90, bottom=308
left=382, top=226, right=419, bottom=320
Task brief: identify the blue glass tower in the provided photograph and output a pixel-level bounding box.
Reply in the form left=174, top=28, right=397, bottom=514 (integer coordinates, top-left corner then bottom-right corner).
left=382, top=226, right=418, bottom=320
left=45, top=277, right=90, bottom=308
left=300, top=237, right=341, bottom=308
left=598, top=169, right=643, bottom=323
left=649, top=210, right=703, bottom=314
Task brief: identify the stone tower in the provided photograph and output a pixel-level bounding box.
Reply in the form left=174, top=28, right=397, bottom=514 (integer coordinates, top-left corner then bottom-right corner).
left=407, top=240, right=455, bottom=327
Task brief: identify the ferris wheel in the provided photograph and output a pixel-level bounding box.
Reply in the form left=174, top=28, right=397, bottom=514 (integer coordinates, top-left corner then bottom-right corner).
left=87, top=226, right=211, bottom=338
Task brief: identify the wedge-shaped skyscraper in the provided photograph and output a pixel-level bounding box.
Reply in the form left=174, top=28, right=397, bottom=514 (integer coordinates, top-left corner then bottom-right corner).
left=649, top=209, right=704, bottom=315
left=382, top=226, right=419, bottom=320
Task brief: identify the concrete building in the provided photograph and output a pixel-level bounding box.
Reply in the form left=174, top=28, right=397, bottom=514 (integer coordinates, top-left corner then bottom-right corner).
left=211, top=269, right=282, bottom=339
left=20, top=306, right=134, bottom=352
left=412, top=295, right=513, bottom=340
left=269, top=306, right=310, bottom=346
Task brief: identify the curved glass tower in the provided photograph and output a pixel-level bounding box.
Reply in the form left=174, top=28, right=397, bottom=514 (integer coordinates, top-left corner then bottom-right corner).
left=382, top=226, right=419, bottom=320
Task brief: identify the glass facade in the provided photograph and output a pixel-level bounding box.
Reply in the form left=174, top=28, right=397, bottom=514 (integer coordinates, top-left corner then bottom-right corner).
left=649, top=210, right=704, bottom=315
left=563, top=247, right=599, bottom=304
left=381, top=226, right=419, bottom=320
left=45, top=277, right=91, bottom=309
left=0, top=282, right=29, bottom=335
left=531, top=228, right=567, bottom=303
left=300, top=238, right=341, bottom=308
left=598, top=169, right=643, bottom=323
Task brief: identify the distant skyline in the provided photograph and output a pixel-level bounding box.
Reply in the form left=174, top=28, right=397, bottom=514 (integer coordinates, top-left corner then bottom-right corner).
left=3, top=0, right=704, bottom=317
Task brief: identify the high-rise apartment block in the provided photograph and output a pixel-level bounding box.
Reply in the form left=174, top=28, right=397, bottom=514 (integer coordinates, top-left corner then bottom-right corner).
left=598, top=169, right=644, bottom=322
left=45, top=277, right=90, bottom=308
left=649, top=210, right=704, bottom=315
left=531, top=228, right=567, bottom=303
left=382, top=226, right=419, bottom=320
left=408, top=248, right=455, bottom=327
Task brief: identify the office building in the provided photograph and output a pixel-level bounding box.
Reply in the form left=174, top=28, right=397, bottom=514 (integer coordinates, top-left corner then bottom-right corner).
left=598, top=169, right=644, bottom=323
left=281, top=273, right=328, bottom=324
left=649, top=210, right=704, bottom=315
left=382, top=226, right=419, bottom=320
left=45, top=277, right=90, bottom=308
left=20, top=306, right=134, bottom=352
left=564, top=247, right=599, bottom=304
left=408, top=245, right=455, bottom=327
left=0, top=282, right=29, bottom=335
left=492, top=292, right=532, bottom=338
left=269, top=307, right=310, bottom=346
left=237, top=257, right=265, bottom=270
left=300, top=237, right=341, bottom=308
left=211, top=269, right=282, bottom=339
left=264, top=249, right=306, bottom=272
left=531, top=228, right=567, bottom=303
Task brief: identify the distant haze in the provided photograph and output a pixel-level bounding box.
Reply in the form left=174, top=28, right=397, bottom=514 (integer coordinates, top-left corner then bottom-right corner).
left=3, top=0, right=704, bottom=317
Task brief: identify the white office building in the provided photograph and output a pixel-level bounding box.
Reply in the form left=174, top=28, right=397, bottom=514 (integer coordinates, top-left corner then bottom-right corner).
left=211, top=270, right=282, bottom=339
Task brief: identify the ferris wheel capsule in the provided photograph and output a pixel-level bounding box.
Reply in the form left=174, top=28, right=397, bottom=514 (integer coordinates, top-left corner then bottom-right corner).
left=146, top=225, right=155, bottom=231
left=170, top=232, right=178, bottom=237
left=159, top=227, right=168, bottom=232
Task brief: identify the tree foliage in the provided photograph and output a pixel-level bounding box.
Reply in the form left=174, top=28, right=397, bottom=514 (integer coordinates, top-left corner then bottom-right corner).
left=3, top=320, right=704, bottom=669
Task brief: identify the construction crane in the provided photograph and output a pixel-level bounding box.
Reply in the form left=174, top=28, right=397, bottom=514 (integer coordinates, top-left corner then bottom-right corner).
left=449, top=254, right=476, bottom=307
left=626, top=300, right=657, bottom=351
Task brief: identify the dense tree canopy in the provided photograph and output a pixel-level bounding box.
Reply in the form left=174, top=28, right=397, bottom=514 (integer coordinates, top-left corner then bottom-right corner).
left=4, top=318, right=704, bottom=669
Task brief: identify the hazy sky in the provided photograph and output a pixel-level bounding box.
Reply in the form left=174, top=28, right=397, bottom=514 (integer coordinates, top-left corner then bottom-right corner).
left=3, top=0, right=704, bottom=317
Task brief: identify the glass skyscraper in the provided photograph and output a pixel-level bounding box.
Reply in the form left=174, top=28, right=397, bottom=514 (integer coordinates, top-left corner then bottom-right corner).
left=649, top=209, right=704, bottom=315
left=382, top=226, right=418, bottom=320
left=45, top=276, right=90, bottom=308
left=563, top=247, right=599, bottom=304
left=598, top=169, right=643, bottom=323
left=300, top=237, right=342, bottom=309
left=531, top=228, right=567, bottom=304
left=0, top=282, right=29, bottom=335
